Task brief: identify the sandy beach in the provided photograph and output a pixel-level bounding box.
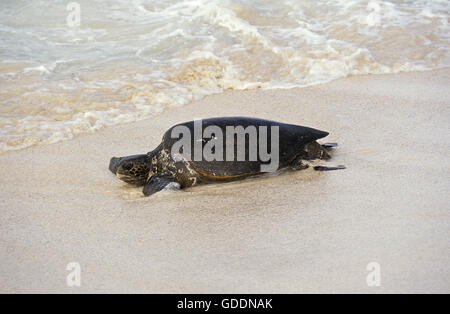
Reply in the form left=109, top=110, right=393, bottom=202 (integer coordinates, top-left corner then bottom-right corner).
left=0, top=69, right=449, bottom=293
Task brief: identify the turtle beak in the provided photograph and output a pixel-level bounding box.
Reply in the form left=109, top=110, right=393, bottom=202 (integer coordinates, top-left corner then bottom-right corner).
left=109, top=157, right=121, bottom=174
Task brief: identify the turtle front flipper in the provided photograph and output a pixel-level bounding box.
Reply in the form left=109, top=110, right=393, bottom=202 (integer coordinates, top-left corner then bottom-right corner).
left=143, top=174, right=180, bottom=196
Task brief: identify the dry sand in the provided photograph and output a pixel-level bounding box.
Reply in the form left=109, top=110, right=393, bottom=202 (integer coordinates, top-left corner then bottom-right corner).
left=0, top=69, right=449, bottom=293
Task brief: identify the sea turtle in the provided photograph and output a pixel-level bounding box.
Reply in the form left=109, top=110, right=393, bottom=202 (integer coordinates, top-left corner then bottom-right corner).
left=109, top=117, right=344, bottom=196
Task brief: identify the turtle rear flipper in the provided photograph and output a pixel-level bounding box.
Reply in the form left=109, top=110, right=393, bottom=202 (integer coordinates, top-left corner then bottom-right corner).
left=322, top=142, right=338, bottom=149
left=313, top=165, right=346, bottom=171
left=143, top=174, right=180, bottom=196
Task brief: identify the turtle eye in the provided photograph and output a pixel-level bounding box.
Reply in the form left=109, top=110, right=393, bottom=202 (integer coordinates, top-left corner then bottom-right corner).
left=122, top=162, right=133, bottom=171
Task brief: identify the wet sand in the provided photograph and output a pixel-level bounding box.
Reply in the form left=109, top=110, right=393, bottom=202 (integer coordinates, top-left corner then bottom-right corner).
left=0, top=69, right=449, bottom=293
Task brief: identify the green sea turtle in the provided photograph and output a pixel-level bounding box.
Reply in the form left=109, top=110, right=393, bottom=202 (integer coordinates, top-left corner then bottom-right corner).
left=109, top=117, right=344, bottom=196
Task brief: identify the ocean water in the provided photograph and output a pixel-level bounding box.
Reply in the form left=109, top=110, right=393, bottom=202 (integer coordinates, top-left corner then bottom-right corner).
left=0, top=0, right=449, bottom=152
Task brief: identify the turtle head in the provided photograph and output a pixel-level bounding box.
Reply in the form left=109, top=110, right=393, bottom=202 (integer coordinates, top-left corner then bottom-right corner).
left=109, top=154, right=152, bottom=186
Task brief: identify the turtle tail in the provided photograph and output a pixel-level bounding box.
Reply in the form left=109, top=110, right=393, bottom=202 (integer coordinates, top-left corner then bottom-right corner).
left=304, top=141, right=332, bottom=160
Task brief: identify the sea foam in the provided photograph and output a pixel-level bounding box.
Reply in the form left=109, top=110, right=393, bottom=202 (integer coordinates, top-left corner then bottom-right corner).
left=0, top=0, right=449, bottom=152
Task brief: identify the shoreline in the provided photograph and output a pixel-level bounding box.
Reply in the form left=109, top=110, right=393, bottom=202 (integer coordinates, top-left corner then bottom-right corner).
left=0, top=69, right=449, bottom=293
left=0, top=67, right=447, bottom=157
